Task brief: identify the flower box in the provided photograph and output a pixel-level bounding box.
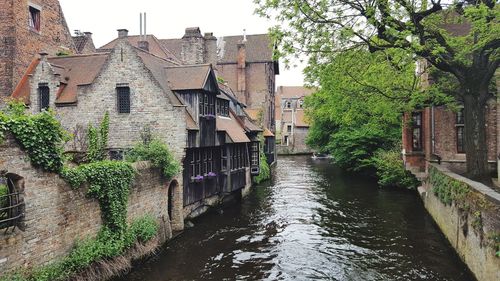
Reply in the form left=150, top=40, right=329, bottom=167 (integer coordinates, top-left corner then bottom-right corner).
left=205, top=172, right=217, bottom=178
left=204, top=114, right=216, bottom=120
left=190, top=175, right=204, bottom=183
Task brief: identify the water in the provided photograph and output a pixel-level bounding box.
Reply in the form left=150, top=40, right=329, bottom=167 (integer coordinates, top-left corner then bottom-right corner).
left=117, top=155, right=474, bottom=281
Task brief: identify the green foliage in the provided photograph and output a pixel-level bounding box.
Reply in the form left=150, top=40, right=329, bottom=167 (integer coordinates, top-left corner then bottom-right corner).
left=0, top=184, right=7, bottom=222
left=125, top=138, right=180, bottom=180
left=371, top=147, right=419, bottom=189
left=488, top=233, right=500, bottom=257
left=0, top=100, right=67, bottom=172
left=85, top=112, right=109, bottom=163
left=253, top=139, right=271, bottom=184
left=61, top=161, right=135, bottom=236
left=0, top=216, right=159, bottom=281
left=429, top=166, right=471, bottom=205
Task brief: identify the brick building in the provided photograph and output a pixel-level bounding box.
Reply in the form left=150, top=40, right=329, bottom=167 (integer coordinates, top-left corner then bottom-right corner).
left=159, top=28, right=279, bottom=164
left=0, top=0, right=76, bottom=100
left=402, top=62, right=499, bottom=178
left=275, top=86, right=314, bottom=154
left=11, top=31, right=262, bottom=220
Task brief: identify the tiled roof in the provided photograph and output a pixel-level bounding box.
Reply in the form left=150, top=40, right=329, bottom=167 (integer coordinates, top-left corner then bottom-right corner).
left=11, top=58, right=41, bottom=104
left=164, top=65, right=212, bottom=91
left=216, top=112, right=250, bottom=143
left=185, top=111, right=198, bottom=130
left=263, top=127, right=275, bottom=137
left=159, top=39, right=183, bottom=61
left=100, top=35, right=181, bottom=64
left=245, top=108, right=260, bottom=121
left=277, top=86, right=315, bottom=99
left=48, top=53, right=110, bottom=104
left=72, top=36, right=88, bottom=53
left=218, top=34, right=274, bottom=63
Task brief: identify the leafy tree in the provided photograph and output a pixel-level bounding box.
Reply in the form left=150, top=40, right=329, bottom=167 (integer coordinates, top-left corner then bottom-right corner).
left=256, top=0, right=499, bottom=183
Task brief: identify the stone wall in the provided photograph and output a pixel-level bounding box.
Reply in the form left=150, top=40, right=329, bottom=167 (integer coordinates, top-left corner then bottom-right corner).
left=419, top=164, right=500, bottom=281
left=0, top=134, right=180, bottom=275
left=0, top=0, right=75, bottom=99
left=277, top=127, right=312, bottom=155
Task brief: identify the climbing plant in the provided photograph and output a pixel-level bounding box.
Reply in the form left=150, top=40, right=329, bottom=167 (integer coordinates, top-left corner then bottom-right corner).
left=61, top=161, right=135, bottom=237
left=0, top=100, right=67, bottom=172
left=125, top=138, right=180, bottom=180
left=429, top=166, right=470, bottom=206
left=85, top=112, right=109, bottom=163
left=253, top=136, right=270, bottom=184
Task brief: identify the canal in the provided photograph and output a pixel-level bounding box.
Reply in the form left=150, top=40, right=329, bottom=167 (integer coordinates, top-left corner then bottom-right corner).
left=117, top=155, right=473, bottom=280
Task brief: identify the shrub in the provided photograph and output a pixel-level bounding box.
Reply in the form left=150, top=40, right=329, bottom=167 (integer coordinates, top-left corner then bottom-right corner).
left=126, top=138, right=180, bottom=180
left=254, top=148, right=270, bottom=184
left=371, top=148, right=420, bottom=189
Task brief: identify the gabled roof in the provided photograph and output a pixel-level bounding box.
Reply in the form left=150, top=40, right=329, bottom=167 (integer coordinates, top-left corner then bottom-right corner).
left=164, top=64, right=218, bottom=92
left=159, top=39, right=183, bottom=61
left=100, top=35, right=181, bottom=64
left=277, top=86, right=315, bottom=99
left=72, top=34, right=96, bottom=54
left=263, top=127, right=275, bottom=137
left=216, top=112, right=250, bottom=143
left=218, top=34, right=274, bottom=63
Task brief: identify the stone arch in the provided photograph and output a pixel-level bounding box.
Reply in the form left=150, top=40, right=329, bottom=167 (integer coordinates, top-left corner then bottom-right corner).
left=167, top=179, right=182, bottom=231
left=0, top=171, right=25, bottom=232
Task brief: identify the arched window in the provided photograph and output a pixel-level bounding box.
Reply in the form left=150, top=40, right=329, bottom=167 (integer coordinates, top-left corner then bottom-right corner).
left=0, top=174, right=25, bottom=231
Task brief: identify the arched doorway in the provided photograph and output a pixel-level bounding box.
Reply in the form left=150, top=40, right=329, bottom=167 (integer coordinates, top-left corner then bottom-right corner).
left=167, top=180, right=178, bottom=224
left=0, top=172, right=25, bottom=231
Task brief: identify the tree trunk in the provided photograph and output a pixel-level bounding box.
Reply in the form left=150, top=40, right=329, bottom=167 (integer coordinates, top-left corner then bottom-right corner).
left=462, top=89, right=491, bottom=184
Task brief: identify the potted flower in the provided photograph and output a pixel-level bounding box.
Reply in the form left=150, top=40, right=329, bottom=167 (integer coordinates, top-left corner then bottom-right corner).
left=191, top=175, right=204, bottom=183
left=206, top=171, right=217, bottom=178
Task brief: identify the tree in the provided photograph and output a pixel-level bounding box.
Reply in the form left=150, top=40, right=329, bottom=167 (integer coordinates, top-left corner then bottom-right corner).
left=256, top=0, right=499, bottom=183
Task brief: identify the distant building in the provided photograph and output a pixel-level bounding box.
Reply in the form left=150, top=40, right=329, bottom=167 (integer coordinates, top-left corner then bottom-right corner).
left=0, top=0, right=76, bottom=100
left=275, top=86, right=315, bottom=154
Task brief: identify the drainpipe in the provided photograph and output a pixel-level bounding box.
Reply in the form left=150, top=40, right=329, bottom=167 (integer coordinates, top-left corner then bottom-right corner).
left=431, top=106, right=435, bottom=154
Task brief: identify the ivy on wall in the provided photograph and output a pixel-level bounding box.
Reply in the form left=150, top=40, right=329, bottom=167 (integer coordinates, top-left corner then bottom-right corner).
left=0, top=101, right=67, bottom=172
left=429, top=166, right=470, bottom=206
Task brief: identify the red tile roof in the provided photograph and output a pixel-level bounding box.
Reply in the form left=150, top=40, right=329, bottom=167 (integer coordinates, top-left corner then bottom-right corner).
left=216, top=112, right=250, bottom=143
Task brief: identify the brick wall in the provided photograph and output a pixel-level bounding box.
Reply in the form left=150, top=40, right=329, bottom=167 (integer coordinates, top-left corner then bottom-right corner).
left=0, top=135, right=179, bottom=274
left=0, top=0, right=75, bottom=99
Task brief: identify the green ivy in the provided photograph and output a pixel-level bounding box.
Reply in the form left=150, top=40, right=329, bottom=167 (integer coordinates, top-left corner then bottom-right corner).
left=61, top=161, right=135, bottom=236
left=125, top=138, right=180, bottom=180
left=0, top=101, right=67, bottom=172
left=429, top=166, right=470, bottom=206
left=0, top=216, right=159, bottom=281
left=85, top=112, right=109, bottom=163
left=254, top=137, right=270, bottom=184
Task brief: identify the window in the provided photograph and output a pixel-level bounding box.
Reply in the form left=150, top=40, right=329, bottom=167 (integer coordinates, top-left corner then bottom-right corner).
left=221, top=147, right=227, bottom=171
left=38, top=83, right=49, bottom=111
left=411, top=112, right=423, bottom=151
left=216, top=99, right=229, bottom=117
left=250, top=142, right=259, bottom=167
left=0, top=175, right=24, bottom=231
left=109, top=150, right=124, bottom=160
left=28, top=6, right=41, bottom=32
left=285, top=100, right=291, bottom=109
left=117, top=86, right=130, bottom=113
left=287, top=125, right=292, bottom=133
left=283, top=135, right=289, bottom=146
left=299, top=99, right=304, bottom=108
left=456, top=108, right=465, bottom=153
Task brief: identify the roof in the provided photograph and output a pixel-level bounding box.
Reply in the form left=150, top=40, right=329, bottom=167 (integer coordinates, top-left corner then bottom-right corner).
left=72, top=34, right=96, bottom=54
left=243, top=117, right=262, bottom=132
left=159, top=39, right=183, bottom=61
left=48, top=53, right=109, bottom=104
left=282, top=110, right=309, bottom=127
left=263, top=127, right=275, bottom=137
left=164, top=65, right=213, bottom=91
left=277, top=86, right=315, bottom=99
left=216, top=112, right=250, bottom=143
left=100, top=35, right=181, bottom=64
left=218, top=34, right=274, bottom=63
left=11, top=58, right=41, bottom=104
left=185, top=111, right=198, bottom=130
left=245, top=108, right=260, bottom=121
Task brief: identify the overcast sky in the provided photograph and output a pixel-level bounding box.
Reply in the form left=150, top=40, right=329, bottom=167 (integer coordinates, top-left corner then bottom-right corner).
left=59, top=0, right=305, bottom=86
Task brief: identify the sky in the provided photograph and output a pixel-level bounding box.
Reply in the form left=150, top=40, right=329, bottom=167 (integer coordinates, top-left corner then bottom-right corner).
left=59, top=0, right=305, bottom=86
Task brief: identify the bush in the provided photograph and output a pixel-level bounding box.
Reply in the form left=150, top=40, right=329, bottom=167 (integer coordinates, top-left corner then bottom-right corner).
left=126, top=138, right=180, bottom=180
left=254, top=149, right=270, bottom=184
left=371, top=148, right=420, bottom=189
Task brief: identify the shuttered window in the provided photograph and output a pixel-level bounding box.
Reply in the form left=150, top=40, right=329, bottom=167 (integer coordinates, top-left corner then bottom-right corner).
left=117, top=86, right=130, bottom=113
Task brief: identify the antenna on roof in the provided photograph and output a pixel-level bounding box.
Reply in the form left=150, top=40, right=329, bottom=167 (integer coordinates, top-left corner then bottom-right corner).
left=144, top=12, right=147, bottom=40
left=243, top=29, right=247, bottom=43
left=140, top=13, right=143, bottom=39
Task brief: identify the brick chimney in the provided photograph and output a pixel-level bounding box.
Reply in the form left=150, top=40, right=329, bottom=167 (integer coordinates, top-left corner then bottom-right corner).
left=117, top=29, right=129, bottom=38
left=237, top=42, right=247, bottom=104
left=204, top=32, right=218, bottom=67
left=181, top=27, right=204, bottom=64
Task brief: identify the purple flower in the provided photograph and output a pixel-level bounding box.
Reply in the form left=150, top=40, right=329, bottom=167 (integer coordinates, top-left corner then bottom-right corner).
left=207, top=172, right=217, bottom=177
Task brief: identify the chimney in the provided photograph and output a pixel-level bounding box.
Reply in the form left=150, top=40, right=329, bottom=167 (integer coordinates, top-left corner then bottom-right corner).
left=237, top=42, right=247, bottom=104
left=39, top=51, right=48, bottom=61
left=204, top=32, right=218, bottom=67
left=138, top=40, right=149, bottom=52
left=117, top=29, right=129, bottom=38
left=84, top=32, right=92, bottom=38
left=181, top=27, right=204, bottom=64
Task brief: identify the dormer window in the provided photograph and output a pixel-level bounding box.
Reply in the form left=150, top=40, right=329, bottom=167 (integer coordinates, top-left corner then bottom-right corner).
left=38, top=83, right=49, bottom=111
left=217, top=99, right=229, bottom=117
left=28, top=6, right=41, bottom=32
left=117, top=85, right=131, bottom=113
left=299, top=99, right=304, bottom=108
left=285, top=100, right=291, bottom=109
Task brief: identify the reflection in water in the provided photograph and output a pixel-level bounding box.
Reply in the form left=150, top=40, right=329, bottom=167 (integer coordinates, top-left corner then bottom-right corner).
left=116, top=156, right=473, bottom=281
